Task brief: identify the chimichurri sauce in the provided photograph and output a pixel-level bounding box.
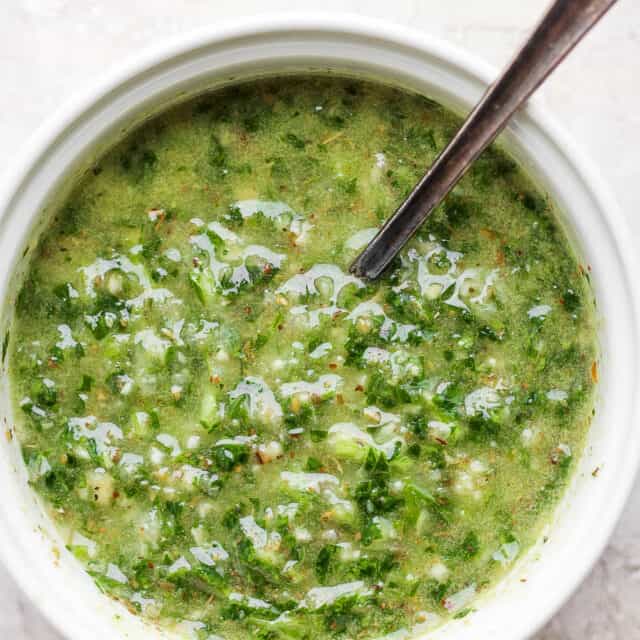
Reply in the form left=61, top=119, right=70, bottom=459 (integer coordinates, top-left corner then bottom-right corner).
left=9, top=77, right=597, bottom=639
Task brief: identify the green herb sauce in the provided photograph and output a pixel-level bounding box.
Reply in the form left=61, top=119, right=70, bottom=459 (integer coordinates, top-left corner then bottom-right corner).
left=9, top=76, right=597, bottom=639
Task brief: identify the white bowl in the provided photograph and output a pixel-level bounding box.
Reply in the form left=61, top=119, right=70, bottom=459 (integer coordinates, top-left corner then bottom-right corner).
left=0, top=14, right=638, bottom=640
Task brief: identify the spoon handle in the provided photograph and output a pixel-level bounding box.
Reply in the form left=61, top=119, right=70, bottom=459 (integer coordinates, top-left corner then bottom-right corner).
left=350, top=0, right=617, bottom=279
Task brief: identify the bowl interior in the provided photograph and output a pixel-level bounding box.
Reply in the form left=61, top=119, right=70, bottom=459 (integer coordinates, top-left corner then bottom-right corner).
left=0, top=18, right=637, bottom=640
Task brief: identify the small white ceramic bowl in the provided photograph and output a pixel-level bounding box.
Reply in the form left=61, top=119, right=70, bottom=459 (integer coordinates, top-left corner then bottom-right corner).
left=0, top=14, right=638, bottom=640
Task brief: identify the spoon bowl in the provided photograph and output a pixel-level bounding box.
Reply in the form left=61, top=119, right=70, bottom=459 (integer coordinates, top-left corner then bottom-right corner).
left=351, top=0, right=618, bottom=280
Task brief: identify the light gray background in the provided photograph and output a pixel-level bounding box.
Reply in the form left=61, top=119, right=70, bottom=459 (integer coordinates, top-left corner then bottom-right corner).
left=1, top=1, right=638, bottom=638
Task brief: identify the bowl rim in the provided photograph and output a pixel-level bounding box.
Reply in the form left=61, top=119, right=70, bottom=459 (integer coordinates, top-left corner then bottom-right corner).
left=0, top=12, right=638, bottom=640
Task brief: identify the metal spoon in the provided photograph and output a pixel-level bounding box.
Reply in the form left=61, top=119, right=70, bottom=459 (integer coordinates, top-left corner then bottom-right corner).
left=350, top=0, right=618, bottom=280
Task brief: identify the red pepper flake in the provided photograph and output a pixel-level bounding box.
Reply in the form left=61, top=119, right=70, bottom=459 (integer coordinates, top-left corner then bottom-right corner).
left=147, top=562, right=155, bottom=569
left=434, top=437, right=448, bottom=446
left=354, top=384, right=364, bottom=392
left=328, top=363, right=338, bottom=370
left=591, top=361, right=599, bottom=383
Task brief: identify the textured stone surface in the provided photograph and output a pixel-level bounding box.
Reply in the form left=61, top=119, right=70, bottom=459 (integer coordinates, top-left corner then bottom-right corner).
left=0, top=1, right=638, bottom=638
